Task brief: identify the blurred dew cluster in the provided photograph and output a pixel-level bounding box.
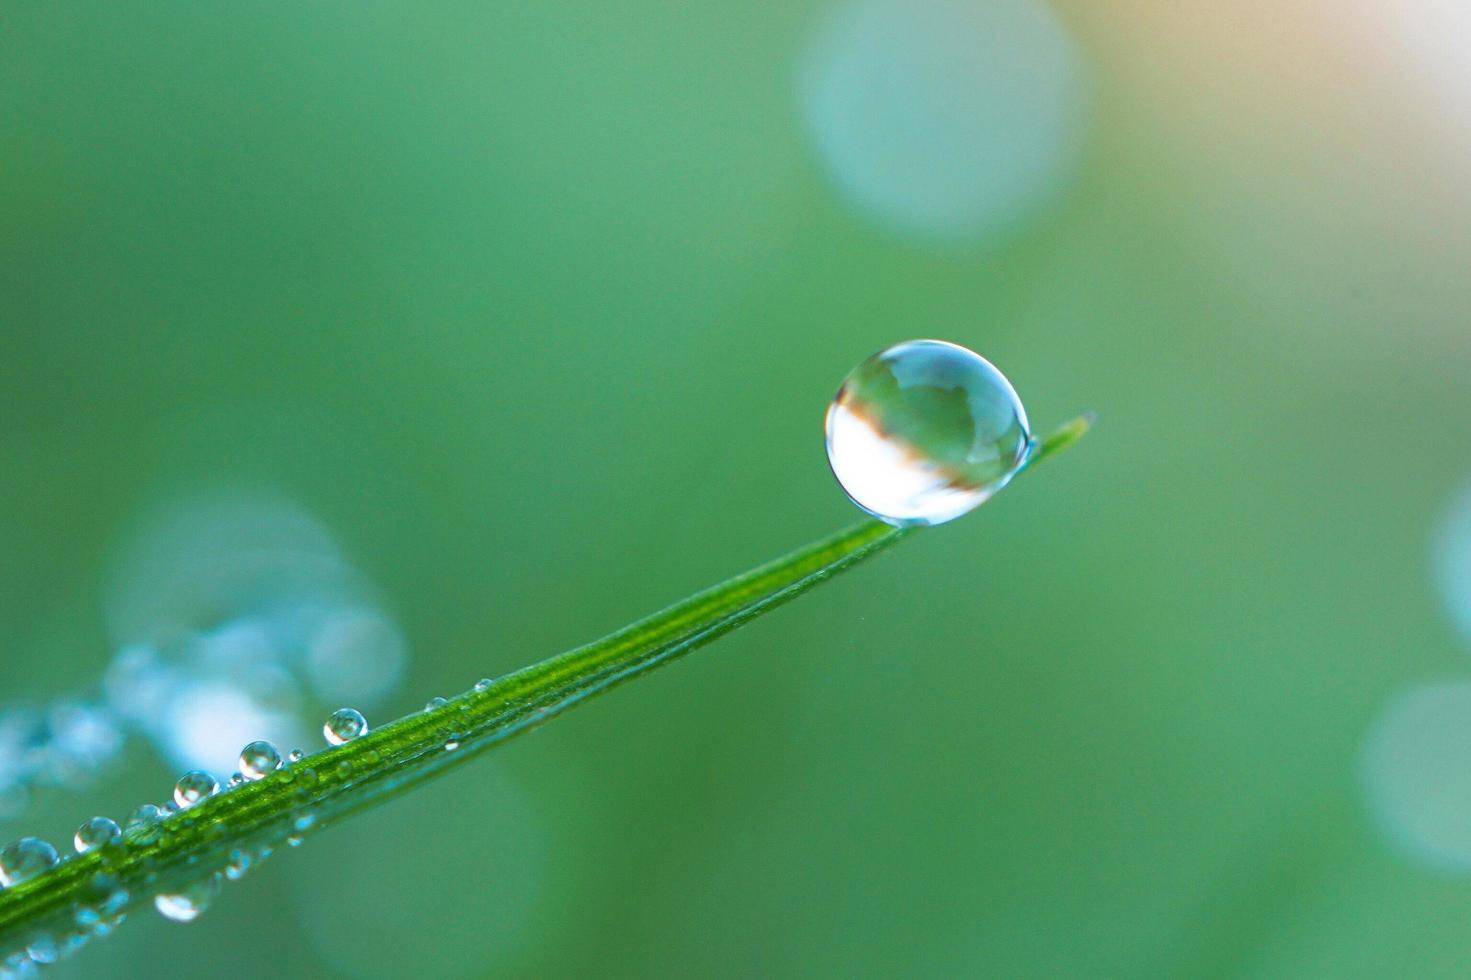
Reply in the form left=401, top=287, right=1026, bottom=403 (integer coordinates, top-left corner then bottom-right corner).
left=0, top=492, right=407, bottom=822
left=0, top=703, right=122, bottom=821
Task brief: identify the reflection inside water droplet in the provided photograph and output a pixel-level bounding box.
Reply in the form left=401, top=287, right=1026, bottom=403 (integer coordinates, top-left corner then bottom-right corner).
left=825, top=339, right=1032, bottom=526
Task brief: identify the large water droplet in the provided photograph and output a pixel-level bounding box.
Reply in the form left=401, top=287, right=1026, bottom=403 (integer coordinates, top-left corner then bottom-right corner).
left=73, top=818, right=121, bottom=854
left=172, top=771, right=218, bottom=809
left=238, top=740, right=282, bottom=781
left=0, top=838, right=58, bottom=886
left=825, top=339, right=1032, bottom=526
left=323, top=708, right=367, bottom=745
left=153, top=873, right=221, bottom=923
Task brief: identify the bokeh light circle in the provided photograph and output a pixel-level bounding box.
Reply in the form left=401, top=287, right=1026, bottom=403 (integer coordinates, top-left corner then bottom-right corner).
left=1362, top=680, right=1471, bottom=872
left=1433, top=478, right=1471, bottom=643
left=798, top=0, right=1088, bottom=242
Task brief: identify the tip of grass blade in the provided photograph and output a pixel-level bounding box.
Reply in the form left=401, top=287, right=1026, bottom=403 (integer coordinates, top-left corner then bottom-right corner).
left=1029, top=412, right=1094, bottom=468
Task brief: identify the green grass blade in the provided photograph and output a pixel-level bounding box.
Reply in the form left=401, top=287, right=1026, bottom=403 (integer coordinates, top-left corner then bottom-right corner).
left=0, top=414, right=1092, bottom=957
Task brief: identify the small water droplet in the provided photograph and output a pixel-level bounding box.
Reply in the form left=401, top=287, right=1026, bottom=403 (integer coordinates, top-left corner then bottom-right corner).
left=443, top=738, right=461, bottom=752
left=288, top=749, right=305, bottom=763
left=294, top=812, right=317, bottom=832
left=323, top=708, right=367, bottom=745
left=172, top=771, right=218, bottom=809
left=73, top=818, right=121, bottom=854
left=424, top=696, right=448, bottom=711
left=228, top=773, right=243, bottom=787
left=59, top=930, right=88, bottom=958
left=100, top=887, right=129, bottom=915
left=0, top=838, right=58, bottom=886
left=95, top=915, right=125, bottom=939
left=285, top=834, right=304, bottom=847
left=238, top=740, right=282, bottom=781
left=825, top=339, right=1032, bottom=526
left=224, top=849, right=251, bottom=881
left=473, top=678, right=493, bottom=692
left=153, top=874, right=221, bottom=923
left=24, top=936, right=57, bottom=965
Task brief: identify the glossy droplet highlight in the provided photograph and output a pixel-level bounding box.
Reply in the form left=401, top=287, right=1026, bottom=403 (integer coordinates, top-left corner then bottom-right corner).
left=0, top=837, right=58, bottom=886
left=323, top=708, right=367, bottom=745
left=154, top=874, right=221, bottom=923
left=173, top=770, right=218, bottom=809
left=825, top=339, right=1031, bottom=526
left=73, top=817, right=121, bottom=854
left=424, top=697, right=448, bottom=711
left=238, top=740, right=282, bottom=781
left=473, top=678, right=493, bottom=692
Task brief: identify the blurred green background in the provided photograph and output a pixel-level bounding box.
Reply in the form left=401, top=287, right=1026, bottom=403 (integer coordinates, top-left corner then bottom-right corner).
left=5, top=0, right=1471, bottom=976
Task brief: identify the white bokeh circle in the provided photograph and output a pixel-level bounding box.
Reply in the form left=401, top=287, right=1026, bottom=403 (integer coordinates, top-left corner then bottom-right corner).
left=798, top=0, right=1088, bottom=242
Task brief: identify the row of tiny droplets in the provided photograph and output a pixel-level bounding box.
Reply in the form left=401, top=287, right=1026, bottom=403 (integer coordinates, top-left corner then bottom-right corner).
left=0, top=707, right=377, bottom=976
left=0, top=677, right=506, bottom=975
